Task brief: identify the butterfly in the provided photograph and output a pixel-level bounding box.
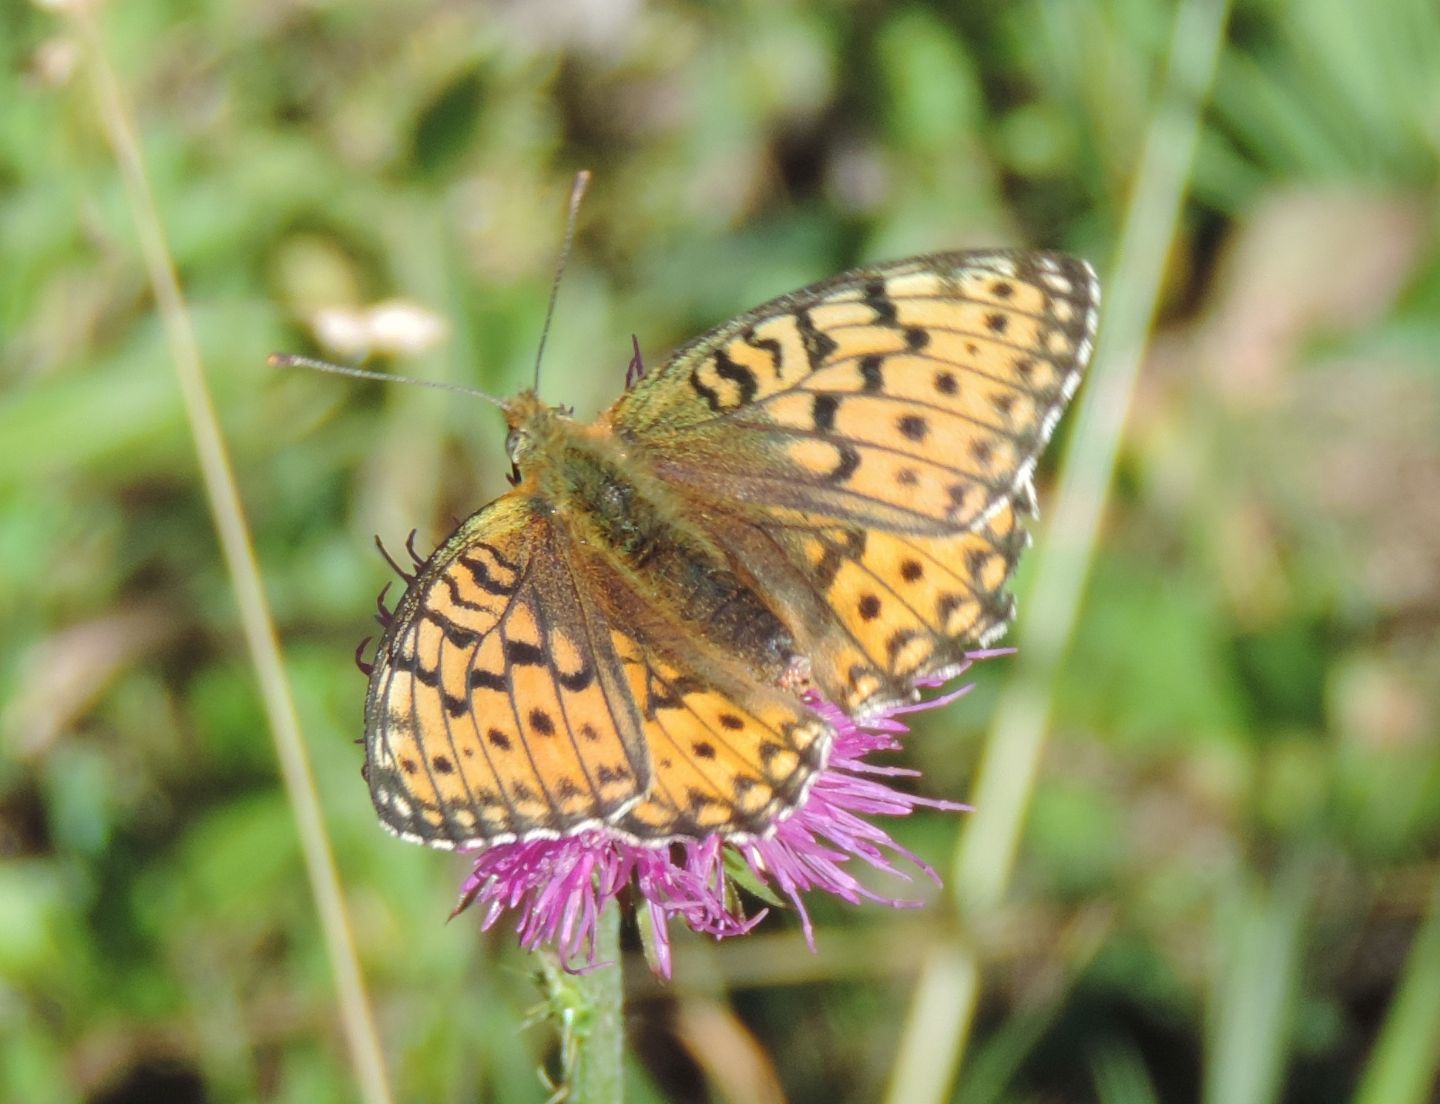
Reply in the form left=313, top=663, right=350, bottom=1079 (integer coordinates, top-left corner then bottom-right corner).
left=361, top=250, right=1099, bottom=850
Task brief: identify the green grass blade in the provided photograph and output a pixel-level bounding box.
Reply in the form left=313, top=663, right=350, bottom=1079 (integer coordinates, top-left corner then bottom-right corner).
left=883, top=1, right=1235, bottom=1101
left=1353, top=876, right=1440, bottom=1104
left=71, top=9, right=393, bottom=1104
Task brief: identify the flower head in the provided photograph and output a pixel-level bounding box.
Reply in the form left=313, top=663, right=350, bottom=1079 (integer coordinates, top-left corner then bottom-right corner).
left=455, top=653, right=1003, bottom=978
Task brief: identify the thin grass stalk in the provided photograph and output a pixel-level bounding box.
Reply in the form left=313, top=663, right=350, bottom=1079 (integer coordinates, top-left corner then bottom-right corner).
left=882, top=1, right=1234, bottom=1101
left=71, top=9, right=393, bottom=1103
left=1203, top=857, right=1315, bottom=1104
left=1353, top=874, right=1440, bottom=1104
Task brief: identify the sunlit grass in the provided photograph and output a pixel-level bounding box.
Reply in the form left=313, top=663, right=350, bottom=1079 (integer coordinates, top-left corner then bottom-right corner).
left=1, top=0, right=1437, bottom=1100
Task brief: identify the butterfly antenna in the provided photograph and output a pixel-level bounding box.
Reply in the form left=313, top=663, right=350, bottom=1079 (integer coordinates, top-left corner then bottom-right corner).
left=532, top=169, right=592, bottom=396
left=267, top=353, right=506, bottom=409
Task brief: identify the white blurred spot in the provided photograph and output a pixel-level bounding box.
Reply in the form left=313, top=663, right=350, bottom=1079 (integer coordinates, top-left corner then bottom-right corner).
left=309, top=299, right=450, bottom=360
left=27, top=37, right=79, bottom=87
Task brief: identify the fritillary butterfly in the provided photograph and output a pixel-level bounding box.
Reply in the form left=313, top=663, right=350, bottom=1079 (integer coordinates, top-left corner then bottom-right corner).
left=362, top=250, right=1099, bottom=849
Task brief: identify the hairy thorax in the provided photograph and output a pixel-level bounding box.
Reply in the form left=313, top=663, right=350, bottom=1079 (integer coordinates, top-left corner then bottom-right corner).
left=507, top=392, right=800, bottom=687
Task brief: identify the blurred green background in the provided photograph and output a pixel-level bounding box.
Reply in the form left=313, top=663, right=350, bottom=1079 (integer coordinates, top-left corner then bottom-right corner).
left=3, top=0, right=1438, bottom=1101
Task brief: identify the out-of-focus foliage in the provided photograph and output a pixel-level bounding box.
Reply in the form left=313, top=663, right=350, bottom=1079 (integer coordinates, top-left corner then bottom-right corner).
left=1, top=0, right=1437, bottom=1101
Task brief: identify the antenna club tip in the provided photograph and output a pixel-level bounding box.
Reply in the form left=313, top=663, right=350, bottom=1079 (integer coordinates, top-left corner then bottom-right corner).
left=267, top=353, right=294, bottom=368
left=569, top=170, right=592, bottom=205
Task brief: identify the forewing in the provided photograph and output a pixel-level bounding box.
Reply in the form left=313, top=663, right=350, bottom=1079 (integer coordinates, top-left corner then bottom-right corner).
left=364, top=495, right=651, bottom=849
left=365, top=493, right=831, bottom=846
left=612, top=250, right=1098, bottom=536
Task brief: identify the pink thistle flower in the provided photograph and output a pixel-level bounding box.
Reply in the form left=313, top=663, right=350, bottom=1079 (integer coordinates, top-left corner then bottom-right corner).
left=454, top=651, right=1006, bottom=978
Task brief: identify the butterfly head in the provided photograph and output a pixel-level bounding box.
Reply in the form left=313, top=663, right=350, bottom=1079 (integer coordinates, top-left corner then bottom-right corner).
left=502, top=389, right=577, bottom=474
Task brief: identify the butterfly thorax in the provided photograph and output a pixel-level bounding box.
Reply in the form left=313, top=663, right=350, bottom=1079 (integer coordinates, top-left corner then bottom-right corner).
left=502, top=389, right=801, bottom=689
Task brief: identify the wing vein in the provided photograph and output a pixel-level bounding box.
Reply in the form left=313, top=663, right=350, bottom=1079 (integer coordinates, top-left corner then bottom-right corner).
left=526, top=555, right=604, bottom=812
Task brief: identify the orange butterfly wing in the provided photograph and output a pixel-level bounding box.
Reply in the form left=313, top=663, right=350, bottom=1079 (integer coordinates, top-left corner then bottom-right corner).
left=613, top=250, right=1098, bottom=713
left=364, top=497, right=648, bottom=846
left=613, top=251, right=1097, bottom=534
left=364, top=495, right=827, bottom=847
left=364, top=249, right=1097, bottom=847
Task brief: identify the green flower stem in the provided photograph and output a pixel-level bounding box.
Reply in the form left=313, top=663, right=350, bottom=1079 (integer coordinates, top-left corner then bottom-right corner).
left=577, top=905, right=625, bottom=1104
left=543, top=904, right=624, bottom=1104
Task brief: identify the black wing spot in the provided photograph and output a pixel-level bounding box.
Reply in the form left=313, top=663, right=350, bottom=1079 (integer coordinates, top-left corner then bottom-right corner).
left=719, top=713, right=745, bottom=731
left=796, top=307, right=840, bottom=369
left=986, top=311, right=1010, bottom=334
left=934, top=370, right=958, bottom=396
left=692, top=741, right=717, bottom=760
left=970, top=438, right=994, bottom=465
left=991, top=392, right=1017, bottom=418
left=859, top=355, right=885, bottom=393
left=826, top=444, right=861, bottom=484
left=392, top=650, right=439, bottom=688
left=505, top=640, right=546, bottom=667
left=896, top=466, right=919, bottom=487
left=991, top=280, right=1014, bottom=299
left=529, top=708, right=556, bottom=737
left=814, top=545, right=844, bottom=588
left=556, top=777, right=584, bottom=799
left=713, top=349, right=759, bottom=407
left=864, top=280, right=898, bottom=326
left=886, top=629, right=920, bottom=665
left=470, top=668, right=506, bottom=692
left=901, top=559, right=924, bottom=582
left=580, top=723, right=601, bottom=743
left=684, top=788, right=720, bottom=816
left=400, top=757, right=419, bottom=776
left=459, top=554, right=517, bottom=597
left=690, top=364, right=724, bottom=412
left=486, top=728, right=512, bottom=751
left=966, top=547, right=992, bottom=580
left=745, top=329, right=786, bottom=379
left=557, top=664, right=595, bottom=692
left=858, top=594, right=882, bottom=620
left=812, top=393, right=839, bottom=431
left=432, top=755, right=454, bottom=775
left=904, top=326, right=929, bottom=351
left=898, top=414, right=929, bottom=442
